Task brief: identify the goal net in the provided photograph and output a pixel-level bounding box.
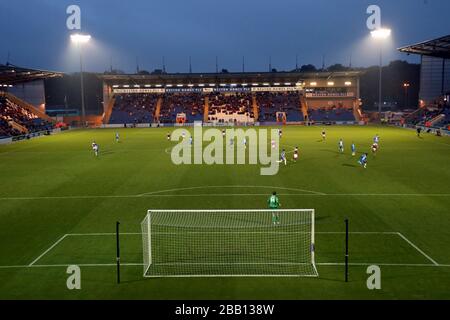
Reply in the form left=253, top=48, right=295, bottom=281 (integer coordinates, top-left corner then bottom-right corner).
left=141, top=209, right=318, bottom=277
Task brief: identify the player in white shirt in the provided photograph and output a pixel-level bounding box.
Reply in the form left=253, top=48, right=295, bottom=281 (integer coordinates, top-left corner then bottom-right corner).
left=338, top=139, right=344, bottom=153
left=322, top=129, right=326, bottom=141
left=243, top=137, right=247, bottom=149
left=115, top=132, right=120, bottom=143
left=92, top=142, right=99, bottom=157
left=293, top=147, right=299, bottom=162
left=271, top=139, right=276, bottom=149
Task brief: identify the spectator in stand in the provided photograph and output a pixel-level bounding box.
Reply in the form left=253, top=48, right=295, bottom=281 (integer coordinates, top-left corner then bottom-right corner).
left=208, top=93, right=254, bottom=123
left=0, top=96, right=54, bottom=137
left=256, top=92, right=302, bottom=122
left=160, top=93, right=204, bottom=123
left=109, top=94, right=158, bottom=125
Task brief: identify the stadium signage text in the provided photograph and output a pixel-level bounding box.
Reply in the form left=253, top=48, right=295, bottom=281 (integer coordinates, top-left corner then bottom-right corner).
left=170, top=125, right=280, bottom=176
left=113, top=87, right=300, bottom=95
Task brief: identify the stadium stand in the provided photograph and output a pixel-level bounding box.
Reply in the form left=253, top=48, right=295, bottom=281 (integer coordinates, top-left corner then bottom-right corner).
left=208, top=93, right=254, bottom=124
left=256, top=92, right=303, bottom=122
left=431, top=106, right=450, bottom=128
left=406, top=106, right=446, bottom=126
left=159, top=93, right=204, bottom=124
left=109, top=94, right=158, bottom=124
left=0, top=95, right=54, bottom=137
left=308, top=104, right=355, bottom=122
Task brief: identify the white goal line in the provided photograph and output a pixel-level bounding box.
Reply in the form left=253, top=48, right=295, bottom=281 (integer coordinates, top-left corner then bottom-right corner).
left=19, top=230, right=440, bottom=269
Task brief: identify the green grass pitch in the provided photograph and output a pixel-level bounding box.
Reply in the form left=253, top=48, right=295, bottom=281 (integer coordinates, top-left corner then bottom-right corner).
left=0, top=125, right=449, bottom=299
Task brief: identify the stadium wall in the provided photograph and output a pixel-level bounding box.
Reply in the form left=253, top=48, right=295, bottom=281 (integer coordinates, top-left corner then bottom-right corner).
left=8, top=80, right=46, bottom=112
left=420, top=56, right=450, bottom=104
left=306, top=99, right=355, bottom=109
left=0, top=128, right=64, bottom=145
left=63, top=115, right=103, bottom=127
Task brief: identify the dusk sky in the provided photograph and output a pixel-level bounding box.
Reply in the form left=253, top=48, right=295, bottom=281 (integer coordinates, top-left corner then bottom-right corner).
left=1, top=0, right=449, bottom=73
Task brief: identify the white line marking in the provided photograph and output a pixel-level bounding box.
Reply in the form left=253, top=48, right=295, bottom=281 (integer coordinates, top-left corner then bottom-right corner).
left=1, top=262, right=450, bottom=270
left=28, top=234, right=68, bottom=266
left=138, top=185, right=326, bottom=197
left=317, top=262, right=443, bottom=267
left=1, top=193, right=450, bottom=201
left=62, top=231, right=398, bottom=236
left=66, top=233, right=141, bottom=236
left=144, top=274, right=319, bottom=278
left=0, top=231, right=439, bottom=270
left=154, top=262, right=311, bottom=266
left=396, top=232, right=439, bottom=266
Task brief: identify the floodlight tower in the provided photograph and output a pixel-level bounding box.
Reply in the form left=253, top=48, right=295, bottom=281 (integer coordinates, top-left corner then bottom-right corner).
left=71, top=33, right=91, bottom=126
left=371, top=28, right=391, bottom=119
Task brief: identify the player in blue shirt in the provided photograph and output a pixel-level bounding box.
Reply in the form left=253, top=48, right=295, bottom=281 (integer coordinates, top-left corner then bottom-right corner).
left=278, top=149, right=287, bottom=165
left=374, top=134, right=380, bottom=144
left=351, top=142, right=356, bottom=156
left=358, top=153, right=368, bottom=169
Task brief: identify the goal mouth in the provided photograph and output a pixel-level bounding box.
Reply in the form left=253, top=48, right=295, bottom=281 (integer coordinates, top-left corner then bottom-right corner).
left=141, top=209, right=318, bottom=278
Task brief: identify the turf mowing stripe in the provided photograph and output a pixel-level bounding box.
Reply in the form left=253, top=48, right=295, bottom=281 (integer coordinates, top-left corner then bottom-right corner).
left=1, top=263, right=450, bottom=270
left=1, top=193, right=450, bottom=200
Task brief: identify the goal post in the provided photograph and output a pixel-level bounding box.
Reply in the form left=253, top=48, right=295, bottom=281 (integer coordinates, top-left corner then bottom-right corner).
left=141, top=209, right=318, bottom=278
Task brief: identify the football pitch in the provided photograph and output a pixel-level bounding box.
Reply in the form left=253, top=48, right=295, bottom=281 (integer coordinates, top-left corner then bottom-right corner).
left=0, top=125, right=449, bottom=299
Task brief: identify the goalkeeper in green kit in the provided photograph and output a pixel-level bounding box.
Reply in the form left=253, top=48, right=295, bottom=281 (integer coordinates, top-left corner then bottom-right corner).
left=268, top=191, right=281, bottom=225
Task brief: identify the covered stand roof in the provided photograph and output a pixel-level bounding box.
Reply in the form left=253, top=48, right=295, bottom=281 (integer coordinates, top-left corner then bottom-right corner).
left=99, top=71, right=362, bottom=87
left=0, top=64, right=63, bottom=85
left=398, top=35, right=450, bottom=59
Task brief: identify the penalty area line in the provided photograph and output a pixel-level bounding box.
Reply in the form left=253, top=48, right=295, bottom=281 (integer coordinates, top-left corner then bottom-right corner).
left=396, top=232, right=439, bottom=266
left=28, top=234, right=69, bottom=266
